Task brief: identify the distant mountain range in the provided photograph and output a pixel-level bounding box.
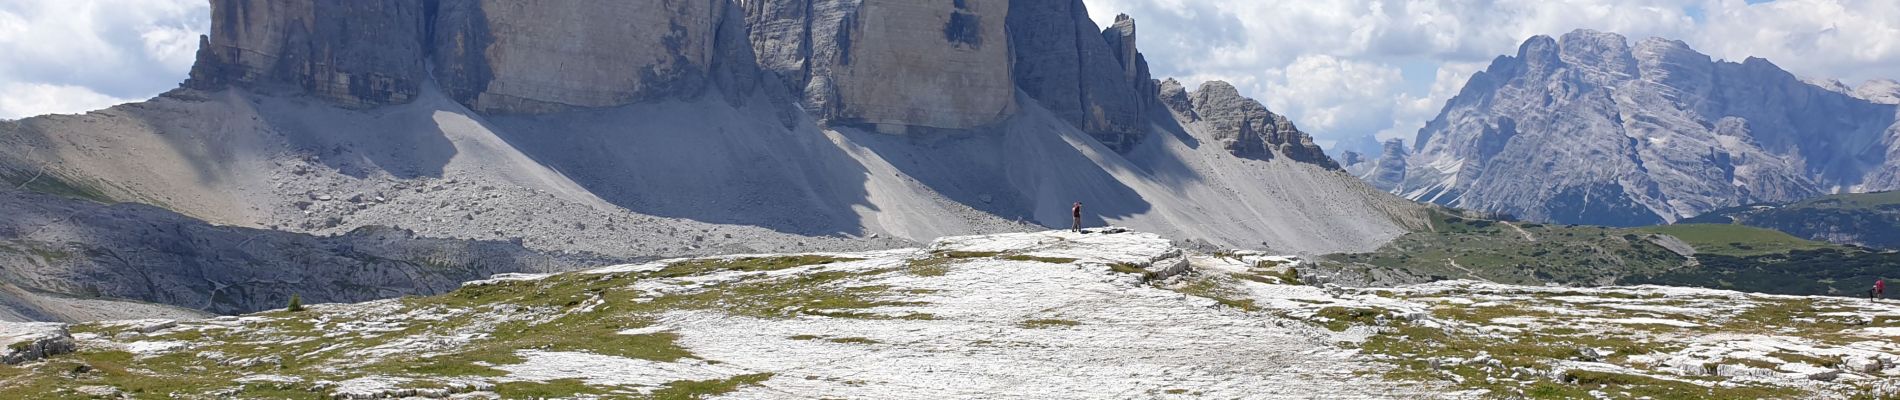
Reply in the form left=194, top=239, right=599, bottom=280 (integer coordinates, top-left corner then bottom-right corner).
left=1345, top=29, right=1900, bottom=226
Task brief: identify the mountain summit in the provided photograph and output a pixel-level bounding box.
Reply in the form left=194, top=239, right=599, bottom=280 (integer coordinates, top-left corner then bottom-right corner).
left=1377, top=29, right=1900, bottom=226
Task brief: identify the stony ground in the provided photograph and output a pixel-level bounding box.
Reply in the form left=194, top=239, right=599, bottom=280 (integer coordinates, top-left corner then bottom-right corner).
left=0, top=229, right=1894, bottom=399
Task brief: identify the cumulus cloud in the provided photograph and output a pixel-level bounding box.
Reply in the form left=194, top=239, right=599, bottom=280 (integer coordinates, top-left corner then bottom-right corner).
left=0, top=0, right=207, bottom=119
left=0, top=83, right=134, bottom=119
left=1084, top=0, right=1898, bottom=155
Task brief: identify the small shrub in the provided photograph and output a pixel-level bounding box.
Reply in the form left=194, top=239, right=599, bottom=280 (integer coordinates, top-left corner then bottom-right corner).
left=286, top=294, right=304, bottom=312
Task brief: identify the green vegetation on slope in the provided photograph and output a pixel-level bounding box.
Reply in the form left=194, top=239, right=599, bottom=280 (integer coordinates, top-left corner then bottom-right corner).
left=1637, top=224, right=1834, bottom=257
left=0, top=255, right=882, bottom=399
left=0, top=169, right=115, bottom=204
left=1326, top=211, right=1896, bottom=296
left=1327, top=212, right=1690, bottom=285
left=1682, top=191, right=1900, bottom=250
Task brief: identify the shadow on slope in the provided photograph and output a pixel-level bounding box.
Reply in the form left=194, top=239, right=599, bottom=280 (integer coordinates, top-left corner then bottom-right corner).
left=481, top=95, right=879, bottom=237
left=0, top=187, right=618, bottom=321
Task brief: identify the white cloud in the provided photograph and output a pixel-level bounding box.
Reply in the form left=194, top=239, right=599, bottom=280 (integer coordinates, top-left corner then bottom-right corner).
left=0, top=83, right=134, bottom=119
left=0, top=0, right=207, bottom=119
left=1083, top=0, right=1898, bottom=154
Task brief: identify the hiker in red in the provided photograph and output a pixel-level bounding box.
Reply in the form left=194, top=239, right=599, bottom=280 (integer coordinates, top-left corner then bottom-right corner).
left=1877, top=279, right=1887, bottom=299
left=1071, top=202, right=1083, bottom=233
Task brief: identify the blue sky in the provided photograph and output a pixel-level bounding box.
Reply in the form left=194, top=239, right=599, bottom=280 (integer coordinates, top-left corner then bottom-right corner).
left=0, top=0, right=1895, bottom=158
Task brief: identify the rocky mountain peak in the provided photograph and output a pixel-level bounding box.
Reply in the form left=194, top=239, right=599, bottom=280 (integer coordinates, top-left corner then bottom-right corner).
left=1157, top=78, right=1196, bottom=120
left=1514, top=34, right=1561, bottom=67
left=1187, top=81, right=1338, bottom=169
left=1393, top=29, right=1900, bottom=226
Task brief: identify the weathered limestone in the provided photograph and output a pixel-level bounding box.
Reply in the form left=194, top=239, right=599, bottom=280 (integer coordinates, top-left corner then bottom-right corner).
left=185, top=0, right=430, bottom=108
left=0, top=322, right=73, bottom=364
left=1189, top=81, right=1338, bottom=168
left=431, top=0, right=727, bottom=114
left=1007, top=2, right=1153, bottom=151
left=743, top=0, right=1017, bottom=133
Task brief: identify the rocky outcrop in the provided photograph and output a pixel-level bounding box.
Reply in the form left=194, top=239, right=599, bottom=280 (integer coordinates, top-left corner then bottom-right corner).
left=185, top=0, right=430, bottom=108
left=742, top=0, right=1016, bottom=133
left=1186, top=81, right=1338, bottom=168
left=1404, top=29, right=1900, bottom=225
left=431, top=0, right=728, bottom=114
left=0, top=323, right=73, bottom=364
left=1007, top=3, right=1154, bottom=151
left=1157, top=78, right=1195, bottom=120
left=1355, top=140, right=1408, bottom=192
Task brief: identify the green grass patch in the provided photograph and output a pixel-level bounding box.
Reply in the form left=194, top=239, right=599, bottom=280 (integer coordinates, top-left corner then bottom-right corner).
left=649, top=373, right=774, bottom=399
left=493, top=379, right=606, bottom=398
left=1639, top=224, right=1835, bottom=257
left=1019, top=319, right=1082, bottom=329
left=1314, top=307, right=1390, bottom=332
left=1000, top=255, right=1078, bottom=264
left=1108, top=262, right=1156, bottom=281
left=1174, top=276, right=1258, bottom=312
left=0, top=169, right=114, bottom=204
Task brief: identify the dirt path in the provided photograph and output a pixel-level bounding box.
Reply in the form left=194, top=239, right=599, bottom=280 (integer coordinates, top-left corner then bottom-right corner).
left=1501, top=221, right=1537, bottom=242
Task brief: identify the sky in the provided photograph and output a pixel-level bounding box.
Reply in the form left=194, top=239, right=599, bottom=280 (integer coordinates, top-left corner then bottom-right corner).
left=0, top=1, right=1895, bottom=156
left=1076, top=0, right=1900, bottom=154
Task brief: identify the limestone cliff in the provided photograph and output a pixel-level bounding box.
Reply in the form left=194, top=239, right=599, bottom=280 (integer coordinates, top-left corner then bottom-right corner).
left=741, top=0, right=1017, bottom=133
left=1007, top=2, right=1155, bottom=151
left=185, top=0, right=430, bottom=108
left=431, top=0, right=728, bottom=114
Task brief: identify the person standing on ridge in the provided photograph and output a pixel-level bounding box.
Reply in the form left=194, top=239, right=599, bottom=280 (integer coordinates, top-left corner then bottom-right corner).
left=1071, top=202, right=1083, bottom=233
left=1876, top=279, right=1887, bottom=299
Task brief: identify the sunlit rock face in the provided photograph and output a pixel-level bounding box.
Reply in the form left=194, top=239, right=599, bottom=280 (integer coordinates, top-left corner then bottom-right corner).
left=430, top=0, right=728, bottom=114
left=185, top=0, right=431, bottom=108
left=1403, top=29, right=1900, bottom=226
left=1186, top=81, right=1339, bottom=168
left=742, top=0, right=1017, bottom=134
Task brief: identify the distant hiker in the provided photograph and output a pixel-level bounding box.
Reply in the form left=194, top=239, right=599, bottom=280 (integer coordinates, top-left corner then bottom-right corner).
left=1876, top=279, right=1887, bottom=299
left=1072, top=202, right=1084, bottom=233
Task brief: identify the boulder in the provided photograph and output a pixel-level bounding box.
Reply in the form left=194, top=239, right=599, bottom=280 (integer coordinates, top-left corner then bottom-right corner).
left=1843, top=356, right=1883, bottom=373
left=1, top=322, right=75, bottom=364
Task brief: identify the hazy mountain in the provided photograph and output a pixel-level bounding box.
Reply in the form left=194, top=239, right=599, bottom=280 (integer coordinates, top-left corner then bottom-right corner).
left=1382, top=29, right=1900, bottom=226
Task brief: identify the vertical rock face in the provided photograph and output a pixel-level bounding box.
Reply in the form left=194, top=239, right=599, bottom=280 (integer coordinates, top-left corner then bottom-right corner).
left=1188, top=81, right=1338, bottom=169
left=1355, top=140, right=1409, bottom=192
left=185, top=0, right=429, bottom=108
left=742, top=0, right=1016, bottom=133
left=1405, top=29, right=1900, bottom=226
left=1006, top=2, right=1152, bottom=151
left=431, top=0, right=726, bottom=114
